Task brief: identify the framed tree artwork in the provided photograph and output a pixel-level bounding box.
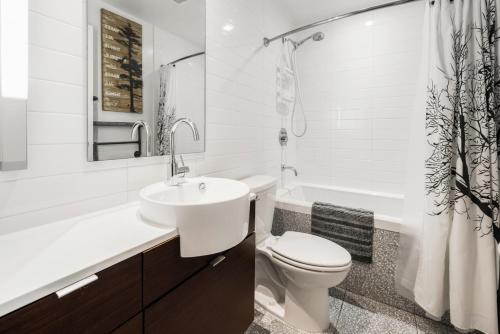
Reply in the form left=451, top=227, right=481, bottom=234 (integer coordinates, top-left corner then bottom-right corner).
left=101, top=9, right=143, bottom=113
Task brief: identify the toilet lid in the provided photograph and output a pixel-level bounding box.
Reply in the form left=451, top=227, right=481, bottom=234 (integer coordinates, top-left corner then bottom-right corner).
left=270, top=232, right=351, bottom=268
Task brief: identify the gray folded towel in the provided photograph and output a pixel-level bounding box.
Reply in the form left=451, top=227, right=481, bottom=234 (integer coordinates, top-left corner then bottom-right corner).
left=311, top=201, right=374, bottom=263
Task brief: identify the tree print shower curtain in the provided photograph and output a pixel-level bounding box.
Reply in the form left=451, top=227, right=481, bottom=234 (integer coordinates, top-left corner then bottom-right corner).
left=156, top=64, right=176, bottom=155
left=403, top=1, right=500, bottom=333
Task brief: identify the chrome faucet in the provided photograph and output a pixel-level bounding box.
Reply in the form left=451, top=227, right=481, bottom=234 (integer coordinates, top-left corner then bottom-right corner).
left=168, top=118, right=200, bottom=185
left=281, top=164, right=298, bottom=176
left=131, top=120, right=152, bottom=157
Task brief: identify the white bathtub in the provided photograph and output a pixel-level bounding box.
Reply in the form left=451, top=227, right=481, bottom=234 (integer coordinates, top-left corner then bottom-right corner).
left=276, top=183, right=404, bottom=232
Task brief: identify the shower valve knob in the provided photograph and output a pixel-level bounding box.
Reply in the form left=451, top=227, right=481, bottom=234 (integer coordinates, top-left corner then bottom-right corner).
left=279, top=128, right=288, bottom=146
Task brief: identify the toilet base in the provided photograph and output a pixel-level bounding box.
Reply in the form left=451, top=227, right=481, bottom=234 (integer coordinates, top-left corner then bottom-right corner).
left=255, top=285, right=285, bottom=319
left=255, top=284, right=331, bottom=333
left=284, top=283, right=330, bottom=332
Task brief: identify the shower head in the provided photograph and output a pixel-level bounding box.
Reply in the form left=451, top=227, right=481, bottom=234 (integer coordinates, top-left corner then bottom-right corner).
left=295, top=32, right=325, bottom=48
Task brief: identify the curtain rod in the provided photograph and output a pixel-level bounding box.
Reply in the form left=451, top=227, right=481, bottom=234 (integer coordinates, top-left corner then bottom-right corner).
left=263, top=0, right=422, bottom=47
left=165, top=51, right=205, bottom=66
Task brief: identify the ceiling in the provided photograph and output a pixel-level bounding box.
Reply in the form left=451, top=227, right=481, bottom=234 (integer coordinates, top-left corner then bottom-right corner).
left=103, top=0, right=205, bottom=47
left=275, top=0, right=401, bottom=26
left=101, top=0, right=406, bottom=46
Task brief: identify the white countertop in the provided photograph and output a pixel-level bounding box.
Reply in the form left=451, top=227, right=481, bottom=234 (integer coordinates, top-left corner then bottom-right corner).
left=0, top=203, right=178, bottom=317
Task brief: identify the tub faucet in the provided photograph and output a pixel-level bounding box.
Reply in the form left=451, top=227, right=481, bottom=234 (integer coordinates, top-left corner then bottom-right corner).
left=281, top=164, right=298, bottom=176
left=168, top=118, right=200, bottom=185
left=131, top=120, right=152, bottom=157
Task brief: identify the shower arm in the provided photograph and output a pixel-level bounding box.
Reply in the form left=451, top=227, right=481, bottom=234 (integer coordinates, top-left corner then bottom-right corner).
left=263, top=0, right=421, bottom=47
left=295, top=35, right=313, bottom=48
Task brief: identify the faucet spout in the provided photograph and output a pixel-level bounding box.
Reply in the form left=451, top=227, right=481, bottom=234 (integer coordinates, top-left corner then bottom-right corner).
left=281, top=164, right=298, bottom=176
left=131, top=120, right=152, bottom=157
left=168, top=118, right=200, bottom=185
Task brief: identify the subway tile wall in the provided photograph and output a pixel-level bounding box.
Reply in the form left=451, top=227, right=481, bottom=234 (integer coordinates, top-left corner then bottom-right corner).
left=0, top=0, right=293, bottom=230
left=0, top=0, right=423, bottom=229
left=203, top=0, right=295, bottom=181
left=293, top=1, right=424, bottom=194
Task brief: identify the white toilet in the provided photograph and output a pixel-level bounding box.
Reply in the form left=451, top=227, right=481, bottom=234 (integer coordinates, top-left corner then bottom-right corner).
left=241, top=175, right=352, bottom=332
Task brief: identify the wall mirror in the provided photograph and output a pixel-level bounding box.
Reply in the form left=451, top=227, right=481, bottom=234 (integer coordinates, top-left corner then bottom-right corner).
left=0, top=0, right=28, bottom=171
left=86, top=0, right=205, bottom=162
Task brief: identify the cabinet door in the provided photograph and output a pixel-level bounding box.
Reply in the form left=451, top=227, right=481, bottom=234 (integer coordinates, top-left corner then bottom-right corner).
left=143, top=236, right=214, bottom=306
left=112, top=313, right=143, bottom=334
left=0, top=255, right=142, bottom=334
left=144, top=234, right=255, bottom=334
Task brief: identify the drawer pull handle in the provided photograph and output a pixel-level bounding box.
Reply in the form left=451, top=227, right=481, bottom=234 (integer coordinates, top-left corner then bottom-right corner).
left=210, top=256, right=226, bottom=267
left=56, top=274, right=98, bottom=298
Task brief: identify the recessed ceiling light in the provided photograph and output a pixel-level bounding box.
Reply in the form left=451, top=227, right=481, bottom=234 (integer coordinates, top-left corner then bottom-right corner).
left=365, top=20, right=374, bottom=26
left=223, top=23, right=234, bottom=32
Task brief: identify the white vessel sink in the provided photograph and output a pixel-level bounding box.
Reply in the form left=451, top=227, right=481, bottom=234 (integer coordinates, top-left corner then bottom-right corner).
left=139, top=177, right=250, bottom=257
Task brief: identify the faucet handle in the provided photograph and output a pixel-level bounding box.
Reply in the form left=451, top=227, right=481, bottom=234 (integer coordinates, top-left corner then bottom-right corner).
left=177, top=155, right=189, bottom=176
left=177, top=166, right=190, bottom=175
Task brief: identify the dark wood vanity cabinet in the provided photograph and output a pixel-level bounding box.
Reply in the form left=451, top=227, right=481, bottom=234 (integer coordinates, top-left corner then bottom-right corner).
left=0, top=255, right=142, bottom=334
left=142, top=237, right=214, bottom=306
left=111, top=314, right=143, bottom=334
left=0, top=201, right=255, bottom=334
left=144, top=234, right=255, bottom=334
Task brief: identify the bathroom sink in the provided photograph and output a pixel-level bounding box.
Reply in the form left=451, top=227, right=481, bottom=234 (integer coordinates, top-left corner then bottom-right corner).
left=139, top=177, right=250, bottom=257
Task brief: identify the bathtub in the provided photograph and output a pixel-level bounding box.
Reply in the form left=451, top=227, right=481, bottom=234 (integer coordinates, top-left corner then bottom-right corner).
left=276, top=183, right=404, bottom=232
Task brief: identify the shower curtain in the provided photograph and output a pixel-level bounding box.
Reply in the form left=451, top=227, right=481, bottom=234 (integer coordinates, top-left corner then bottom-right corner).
left=156, top=64, right=176, bottom=155
left=398, top=0, right=500, bottom=333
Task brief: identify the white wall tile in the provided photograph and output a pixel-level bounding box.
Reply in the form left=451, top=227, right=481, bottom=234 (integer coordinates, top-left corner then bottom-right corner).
left=127, top=164, right=167, bottom=191
left=28, top=112, right=86, bottom=144
left=0, top=144, right=127, bottom=182
left=29, top=79, right=84, bottom=114
left=0, top=169, right=127, bottom=218
left=0, top=193, right=127, bottom=235
left=29, top=11, right=83, bottom=57
left=0, top=0, right=294, bottom=229
left=294, top=1, right=424, bottom=194
left=29, top=46, right=83, bottom=85
left=29, top=0, right=84, bottom=28
left=0, top=0, right=422, bottom=230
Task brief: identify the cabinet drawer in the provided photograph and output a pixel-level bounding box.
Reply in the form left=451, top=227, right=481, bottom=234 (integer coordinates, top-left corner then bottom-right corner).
left=0, top=255, right=142, bottom=334
left=144, top=234, right=255, bottom=334
left=142, top=236, right=213, bottom=306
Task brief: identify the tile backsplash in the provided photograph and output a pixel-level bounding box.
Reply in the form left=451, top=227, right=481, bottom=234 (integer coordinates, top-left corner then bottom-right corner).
left=0, top=0, right=423, bottom=229
left=0, top=0, right=293, bottom=230
left=293, top=1, right=424, bottom=194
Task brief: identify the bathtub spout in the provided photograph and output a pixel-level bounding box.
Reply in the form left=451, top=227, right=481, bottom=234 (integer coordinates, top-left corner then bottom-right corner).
left=281, top=164, right=298, bottom=176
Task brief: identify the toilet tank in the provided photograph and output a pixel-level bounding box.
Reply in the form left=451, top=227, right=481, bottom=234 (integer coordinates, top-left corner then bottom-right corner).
left=241, top=175, right=277, bottom=244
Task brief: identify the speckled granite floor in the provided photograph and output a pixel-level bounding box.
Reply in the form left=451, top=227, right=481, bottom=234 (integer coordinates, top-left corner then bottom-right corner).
left=246, top=288, right=462, bottom=334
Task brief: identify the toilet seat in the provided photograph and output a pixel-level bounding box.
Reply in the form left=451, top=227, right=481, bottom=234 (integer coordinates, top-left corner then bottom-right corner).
left=269, top=232, right=351, bottom=272
left=271, top=252, right=351, bottom=273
